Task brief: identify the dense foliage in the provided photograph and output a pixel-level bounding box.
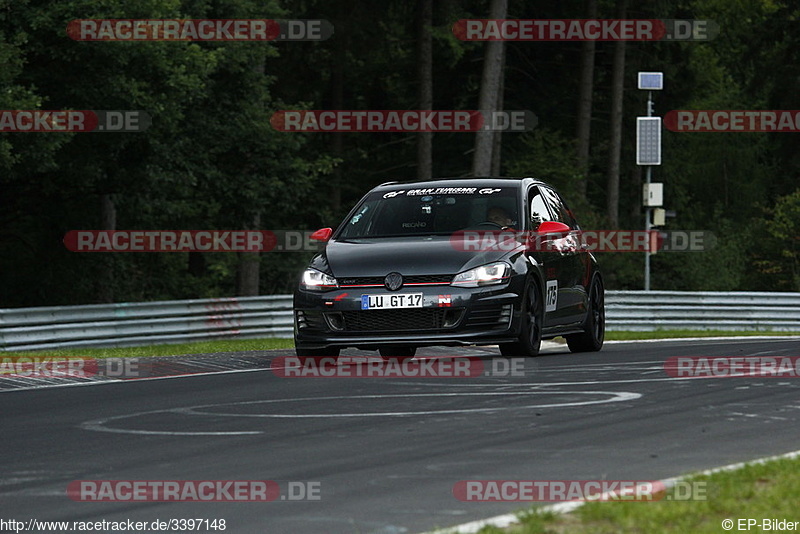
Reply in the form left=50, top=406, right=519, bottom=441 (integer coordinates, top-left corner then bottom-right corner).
left=1, top=0, right=798, bottom=306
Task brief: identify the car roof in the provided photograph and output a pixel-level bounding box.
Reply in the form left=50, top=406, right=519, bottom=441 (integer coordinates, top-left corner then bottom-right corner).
left=373, top=177, right=546, bottom=190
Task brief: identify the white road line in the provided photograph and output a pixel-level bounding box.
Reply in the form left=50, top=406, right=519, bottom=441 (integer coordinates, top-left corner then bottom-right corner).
left=80, top=391, right=642, bottom=435
left=79, top=409, right=263, bottom=436
left=604, top=335, right=800, bottom=344
left=176, top=391, right=642, bottom=418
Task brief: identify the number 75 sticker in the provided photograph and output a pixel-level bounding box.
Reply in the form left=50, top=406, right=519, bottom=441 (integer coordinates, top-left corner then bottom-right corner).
left=545, top=280, right=558, bottom=312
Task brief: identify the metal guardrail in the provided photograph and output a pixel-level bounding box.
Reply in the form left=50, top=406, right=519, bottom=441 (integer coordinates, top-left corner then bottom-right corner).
left=0, top=296, right=294, bottom=351
left=1, top=291, right=798, bottom=351
left=605, top=290, right=800, bottom=332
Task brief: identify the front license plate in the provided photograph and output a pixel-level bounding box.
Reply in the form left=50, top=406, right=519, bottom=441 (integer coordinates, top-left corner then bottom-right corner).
left=361, top=293, right=423, bottom=310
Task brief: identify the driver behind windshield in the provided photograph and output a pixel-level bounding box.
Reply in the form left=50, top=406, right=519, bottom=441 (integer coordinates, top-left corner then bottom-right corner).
left=487, top=206, right=514, bottom=229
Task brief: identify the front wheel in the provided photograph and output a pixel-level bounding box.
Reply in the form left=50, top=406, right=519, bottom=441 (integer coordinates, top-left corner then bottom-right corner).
left=565, top=276, right=604, bottom=353
left=499, top=280, right=543, bottom=357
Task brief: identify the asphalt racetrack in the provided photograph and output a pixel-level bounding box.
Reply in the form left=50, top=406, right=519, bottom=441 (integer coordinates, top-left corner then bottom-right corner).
left=2, top=337, right=799, bottom=533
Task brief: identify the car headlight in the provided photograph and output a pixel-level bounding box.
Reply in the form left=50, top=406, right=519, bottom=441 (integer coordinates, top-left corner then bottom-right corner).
left=301, top=268, right=338, bottom=291
left=451, top=262, right=510, bottom=287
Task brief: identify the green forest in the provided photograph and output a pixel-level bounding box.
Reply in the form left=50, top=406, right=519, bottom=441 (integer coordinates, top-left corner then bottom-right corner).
left=1, top=0, right=798, bottom=307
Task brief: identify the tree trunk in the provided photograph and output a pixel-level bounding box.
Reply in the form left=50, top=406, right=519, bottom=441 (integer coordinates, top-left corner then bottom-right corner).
left=490, top=43, right=506, bottom=177
left=236, top=213, right=261, bottom=296
left=236, top=55, right=267, bottom=297
left=472, top=0, right=507, bottom=177
left=417, top=0, right=433, bottom=180
left=575, top=0, right=597, bottom=200
left=188, top=251, right=206, bottom=277
left=330, top=12, right=346, bottom=211
left=96, top=193, right=116, bottom=303
left=606, top=0, right=627, bottom=227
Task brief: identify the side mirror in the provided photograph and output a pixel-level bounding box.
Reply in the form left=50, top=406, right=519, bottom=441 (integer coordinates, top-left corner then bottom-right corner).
left=309, top=227, right=333, bottom=242
left=537, top=221, right=571, bottom=235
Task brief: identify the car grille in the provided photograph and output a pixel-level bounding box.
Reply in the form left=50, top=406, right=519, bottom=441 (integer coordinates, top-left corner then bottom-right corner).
left=337, top=308, right=462, bottom=332
left=338, top=274, right=453, bottom=287
left=464, top=303, right=513, bottom=329
left=296, top=310, right=326, bottom=330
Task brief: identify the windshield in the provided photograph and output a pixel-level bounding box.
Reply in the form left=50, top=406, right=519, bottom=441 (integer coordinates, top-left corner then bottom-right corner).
left=337, top=186, right=520, bottom=239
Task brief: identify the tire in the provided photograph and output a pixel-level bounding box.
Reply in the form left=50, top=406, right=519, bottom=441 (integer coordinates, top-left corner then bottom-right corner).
left=379, top=345, right=417, bottom=361
left=499, top=279, right=543, bottom=357
left=566, top=275, right=605, bottom=353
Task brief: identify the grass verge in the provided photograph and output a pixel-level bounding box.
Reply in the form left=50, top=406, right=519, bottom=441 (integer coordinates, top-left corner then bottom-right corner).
left=467, top=455, right=800, bottom=534
left=0, top=338, right=295, bottom=359
left=2, top=331, right=797, bottom=358
left=604, top=329, right=798, bottom=341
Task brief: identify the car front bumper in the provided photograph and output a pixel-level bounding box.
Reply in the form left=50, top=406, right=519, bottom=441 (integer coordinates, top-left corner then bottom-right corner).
left=293, top=280, right=524, bottom=351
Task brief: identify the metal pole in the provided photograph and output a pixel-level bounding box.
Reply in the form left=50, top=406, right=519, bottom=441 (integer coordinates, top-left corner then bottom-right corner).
left=644, top=91, right=652, bottom=291
left=644, top=166, right=652, bottom=291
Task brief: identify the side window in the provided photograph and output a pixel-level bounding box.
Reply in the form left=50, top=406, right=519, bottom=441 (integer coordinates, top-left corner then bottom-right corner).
left=528, top=187, right=553, bottom=229
left=542, top=187, right=578, bottom=229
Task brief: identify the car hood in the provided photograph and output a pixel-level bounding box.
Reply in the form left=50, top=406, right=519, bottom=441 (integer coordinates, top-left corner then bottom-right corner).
left=314, top=236, right=513, bottom=278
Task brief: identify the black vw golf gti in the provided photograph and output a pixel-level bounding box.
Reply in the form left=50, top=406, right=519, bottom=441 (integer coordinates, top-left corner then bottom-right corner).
left=293, top=178, right=604, bottom=358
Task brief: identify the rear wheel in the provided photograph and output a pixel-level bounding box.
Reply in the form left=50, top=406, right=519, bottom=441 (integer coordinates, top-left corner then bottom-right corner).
left=499, top=280, right=542, bottom=357
left=566, top=276, right=604, bottom=352
left=379, top=345, right=417, bottom=361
